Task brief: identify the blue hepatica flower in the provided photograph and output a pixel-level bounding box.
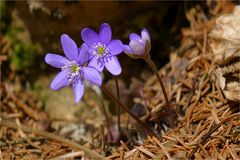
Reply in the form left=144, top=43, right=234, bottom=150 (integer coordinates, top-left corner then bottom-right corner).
left=123, top=28, right=151, bottom=59
left=81, top=23, right=123, bottom=75
left=45, top=34, right=102, bottom=103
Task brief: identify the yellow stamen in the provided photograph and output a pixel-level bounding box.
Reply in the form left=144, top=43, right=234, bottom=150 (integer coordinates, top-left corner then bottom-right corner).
left=97, top=47, right=105, bottom=55
left=71, top=65, right=78, bottom=72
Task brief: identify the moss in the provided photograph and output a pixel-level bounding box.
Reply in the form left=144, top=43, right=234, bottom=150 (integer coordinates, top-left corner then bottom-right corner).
left=5, top=25, right=37, bottom=71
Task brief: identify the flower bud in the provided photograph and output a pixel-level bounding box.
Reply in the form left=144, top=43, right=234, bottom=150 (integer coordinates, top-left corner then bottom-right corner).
left=123, top=28, right=151, bottom=59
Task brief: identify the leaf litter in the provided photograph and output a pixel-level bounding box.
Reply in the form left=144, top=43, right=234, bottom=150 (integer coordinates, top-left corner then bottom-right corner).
left=1, top=1, right=239, bottom=159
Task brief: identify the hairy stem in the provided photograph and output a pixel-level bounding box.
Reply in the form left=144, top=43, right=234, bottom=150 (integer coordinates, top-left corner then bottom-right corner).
left=114, top=77, right=121, bottom=133
left=100, top=94, right=110, bottom=131
left=145, top=56, right=174, bottom=127
left=145, top=56, right=170, bottom=108
left=101, top=85, right=158, bottom=138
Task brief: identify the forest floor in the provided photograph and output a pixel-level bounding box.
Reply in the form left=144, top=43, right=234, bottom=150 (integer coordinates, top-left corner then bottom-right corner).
left=1, top=1, right=239, bottom=160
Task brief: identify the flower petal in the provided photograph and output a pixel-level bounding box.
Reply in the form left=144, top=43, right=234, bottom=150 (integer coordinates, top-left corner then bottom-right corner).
left=123, top=45, right=133, bottom=54
left=141, top=28, right=151, bottom=44
left=72, top=79, right=84, bottom=103
left=130, top=33, right=142, bottom=42
left=82, top=67, right=102, bottom=86
left=78, top=43, right=90, bottom=65
left=81, top=28, right=99, bottom=47
left=45, top=53, right=69, bottom=68
left=105, top=56, right=122, bottom=75
left=107, top=40, right=123, bottom=55
left=99, top=23, right=112, bottom=44
left=88, top=57, right=104, bottom=72
left=61, top=34, right=78, bottom=61
left=50, top=70, right=70, bottom=90
left=129, top=40, right=145, bottom=55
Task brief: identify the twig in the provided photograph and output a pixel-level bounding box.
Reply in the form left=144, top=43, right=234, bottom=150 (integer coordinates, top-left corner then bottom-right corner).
left=1, top=119, right=104, bottom=159
left=188, top=123, right=221, bottom=159
left=49, top=151, right=84, bottom=160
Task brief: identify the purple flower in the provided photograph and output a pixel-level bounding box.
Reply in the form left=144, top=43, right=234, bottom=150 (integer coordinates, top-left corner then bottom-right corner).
left=81, top=23, right=123, bottom=75
left=123, top=28, right=151, bottom=59
left=45, top=34, right=102, bottom=103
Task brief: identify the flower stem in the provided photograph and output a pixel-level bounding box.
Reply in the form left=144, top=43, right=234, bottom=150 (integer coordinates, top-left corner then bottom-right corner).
left=101, top=85, right=158, bottom=138
left=145, top=56, right=174, bottom=127
left=100, top=94, right=110, bottom=131
left=114, top=77, right=121, bottom=133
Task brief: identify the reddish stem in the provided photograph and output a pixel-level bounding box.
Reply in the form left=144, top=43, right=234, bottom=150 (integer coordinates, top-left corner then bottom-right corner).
left=114, top=77, right=121, bottom=133
left=145, top=56, right=174, bottom=127
left=101, top=85, right=158, bottom=138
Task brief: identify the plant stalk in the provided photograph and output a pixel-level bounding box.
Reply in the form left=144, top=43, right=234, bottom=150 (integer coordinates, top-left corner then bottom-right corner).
left=145, top=55, right=174, bottom=127
left=101, top=85, right=158, bottom=138
left=145, top=56, right=170, bottom=108
left=114, top=77, right=121, bottom=133
left=100, top=94, right=110, bottom=131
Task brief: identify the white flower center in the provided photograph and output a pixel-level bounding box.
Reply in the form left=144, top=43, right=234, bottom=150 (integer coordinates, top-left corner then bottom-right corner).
left=61, top=61, right=82, bottom=81
left=92, top=42, right=109, bottom=58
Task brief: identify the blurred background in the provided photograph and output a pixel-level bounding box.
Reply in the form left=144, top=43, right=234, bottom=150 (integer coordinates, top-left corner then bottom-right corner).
left=1, top=0, right=208, bottom=132
left=1, top=1, right=209, bottom=81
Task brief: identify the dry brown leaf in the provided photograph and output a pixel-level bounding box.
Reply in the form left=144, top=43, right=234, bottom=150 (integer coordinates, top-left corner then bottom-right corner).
left=209, top=6, right=240, bottom=64
left=210, top=6, right=240, bottom=102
